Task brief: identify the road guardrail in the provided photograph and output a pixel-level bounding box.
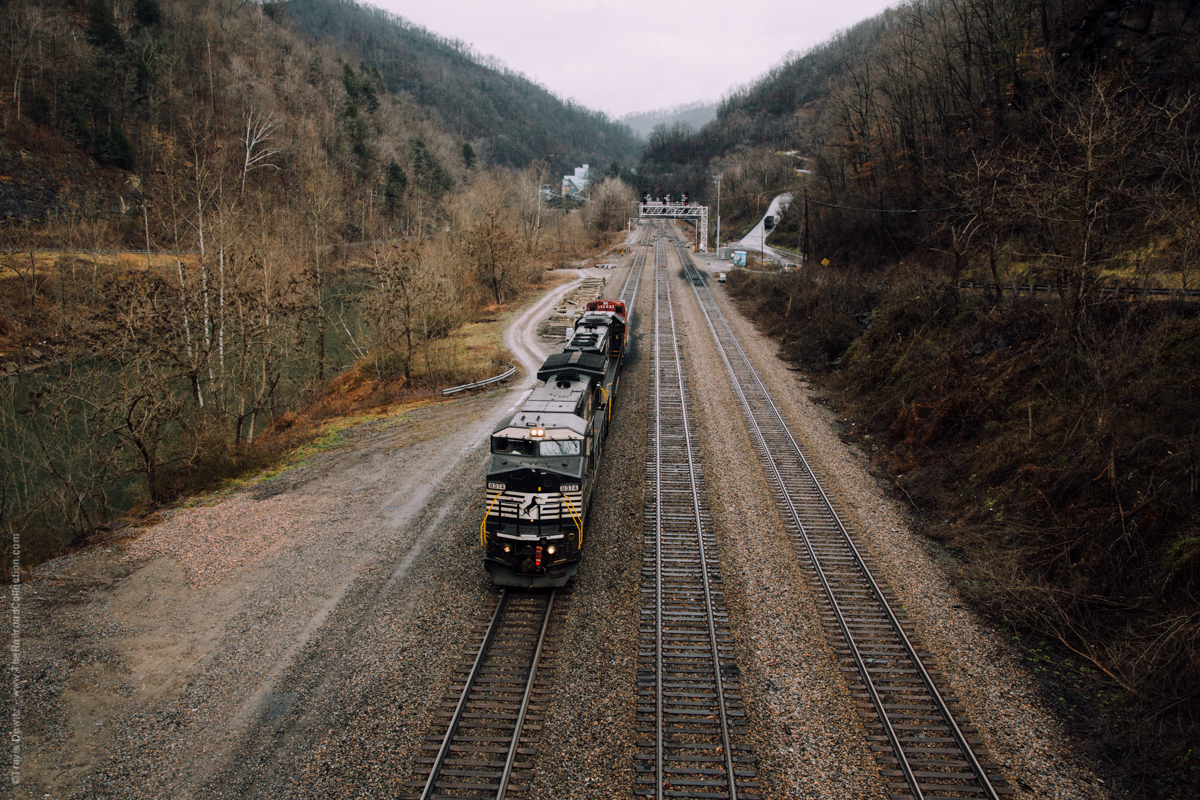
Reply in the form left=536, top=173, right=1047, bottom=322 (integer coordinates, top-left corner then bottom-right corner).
left=442, top=359, right=517, bottom=396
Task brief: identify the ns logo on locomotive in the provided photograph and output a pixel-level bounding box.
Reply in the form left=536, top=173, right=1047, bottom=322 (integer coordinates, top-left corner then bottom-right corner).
left=481, top=300, right=628, bottom=587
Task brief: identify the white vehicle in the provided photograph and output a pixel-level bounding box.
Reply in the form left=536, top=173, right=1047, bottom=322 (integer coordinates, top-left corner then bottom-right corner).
left=718, top=272, right=727, bottom=283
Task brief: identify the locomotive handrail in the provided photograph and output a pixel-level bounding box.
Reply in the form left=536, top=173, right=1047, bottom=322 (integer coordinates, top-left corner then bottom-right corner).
left=559, top=493, right=583, bottom=547
left=443, top=359, right=517, bottom=396
left=481, top=492, right=503, bottom=546
left=600, top=384, right=613, bottom=422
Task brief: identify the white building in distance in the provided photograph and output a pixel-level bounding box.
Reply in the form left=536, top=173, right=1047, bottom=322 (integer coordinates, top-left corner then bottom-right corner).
left=562, top=164, right=590, bottom=197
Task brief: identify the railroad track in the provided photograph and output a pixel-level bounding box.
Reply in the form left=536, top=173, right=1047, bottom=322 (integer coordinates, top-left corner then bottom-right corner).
left=670, top=230, right=1010, bottom=800
left=402, top=589, right=561, bottom=800
left=636, top=228, right=760, bottom=800
left=620, top=221, right=653, bottom=310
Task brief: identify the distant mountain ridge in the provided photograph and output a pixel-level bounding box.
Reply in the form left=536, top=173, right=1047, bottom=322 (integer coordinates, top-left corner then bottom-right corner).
left=281, top=0, right=642, bottom=174
left=620, top=101, right=718, bottom=139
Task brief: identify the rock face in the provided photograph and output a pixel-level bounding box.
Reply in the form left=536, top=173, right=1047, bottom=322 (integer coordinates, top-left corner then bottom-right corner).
left=0, top=152, right=61, bottom=221
left=0, top=139, right=138, bottom=223
left=1064, top=0, right=1200, bottom=85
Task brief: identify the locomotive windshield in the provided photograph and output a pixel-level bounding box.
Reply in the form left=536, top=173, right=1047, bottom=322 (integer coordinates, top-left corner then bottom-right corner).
left=492, top=437, right=536, bottom=455
left=492, top=436, right=582, bottom=457
left=538, top=439, right=581, bottom=457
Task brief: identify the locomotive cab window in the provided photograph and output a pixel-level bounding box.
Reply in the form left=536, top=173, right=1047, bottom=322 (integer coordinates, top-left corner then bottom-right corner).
left=492, top=437, right=536, bottom=455
left=538, top=439, right=581, bottom=457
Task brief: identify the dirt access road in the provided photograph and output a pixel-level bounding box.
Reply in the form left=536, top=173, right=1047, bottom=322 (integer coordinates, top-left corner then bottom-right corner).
left=9, top=265, right=618, bottom=799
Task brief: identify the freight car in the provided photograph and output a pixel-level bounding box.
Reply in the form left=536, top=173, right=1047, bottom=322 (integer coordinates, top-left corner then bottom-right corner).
left=481, top=300, right=627, bottom=587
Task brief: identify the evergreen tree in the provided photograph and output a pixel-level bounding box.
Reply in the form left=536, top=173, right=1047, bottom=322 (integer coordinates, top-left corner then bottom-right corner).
left=86, top=0, right=125, bottom=52
left=462, top=142, right=477, bottom=170
left=384, top=160, right=407, bottom=217
left=358, top=63, right=380, bottom=113
left=341, top=62, right=379, bottom=113
left=410, top=137, right=453, bottom=199
left=341, top=62, right=360, bottom=102
left=133, top=0, right=163, bottom=29
left=95, top=124, right=136, bottom=169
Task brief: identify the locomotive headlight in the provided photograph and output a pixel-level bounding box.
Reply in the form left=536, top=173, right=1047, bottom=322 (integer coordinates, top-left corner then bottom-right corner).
left=530, top=427, right=545, bottom=438
left=547, top=545, right=556, bottom=555
left=503, top=545, right=511, bottom=553
left=487, top=482, right=506, bottom=491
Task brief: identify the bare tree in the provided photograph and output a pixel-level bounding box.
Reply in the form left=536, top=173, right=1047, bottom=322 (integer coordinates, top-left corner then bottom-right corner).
left=949, top=149, right=1012, bottom=293
left=584, top=176, right=635, bottom=242
left=457, top=171, right=527, bottom=305
left=1014, top=69, right=1155, bottom=319
left=6, top=4, right=43, bottom=122
left=516, top=160, right=551, bottom=254
left=240, top=107, right=281, bottom=196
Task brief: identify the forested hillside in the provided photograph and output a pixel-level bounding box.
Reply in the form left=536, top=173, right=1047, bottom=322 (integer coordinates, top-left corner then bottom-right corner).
left=0, top=0, right=637, bottom=572
left=279, top=0, right=642, bottom=174
left=678, top=0, right=1200, bottom=794
left=637, top=16, right=888, bottom=205
left=638, top=16, right=892, bottom=200
left=0, top=0, right=479, bottom=232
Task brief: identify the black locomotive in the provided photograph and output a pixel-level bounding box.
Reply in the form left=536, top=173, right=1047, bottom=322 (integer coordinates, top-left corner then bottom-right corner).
left=482, top=299, right=627, bottom=587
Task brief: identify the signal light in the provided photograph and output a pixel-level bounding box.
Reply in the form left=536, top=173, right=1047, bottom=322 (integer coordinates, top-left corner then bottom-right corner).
left=682, top=192, right=689, bottom=205
left=535, top=545, right=543, bottom=567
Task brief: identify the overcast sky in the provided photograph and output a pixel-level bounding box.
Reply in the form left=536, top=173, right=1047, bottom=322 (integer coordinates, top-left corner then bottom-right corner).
left=363, top=0, right=898, bottom=119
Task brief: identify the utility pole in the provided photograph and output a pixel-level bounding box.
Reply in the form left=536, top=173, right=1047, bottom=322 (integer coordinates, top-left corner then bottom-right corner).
left=712, top=174, right=722, bottom=252
left=143, top=204, right=152, bottom=270
left=802, top=189, right=809, bottom=265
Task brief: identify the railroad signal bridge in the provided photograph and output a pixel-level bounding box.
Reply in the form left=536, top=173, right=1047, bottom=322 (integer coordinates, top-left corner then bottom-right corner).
left=639, top=201, right=709, bottom=251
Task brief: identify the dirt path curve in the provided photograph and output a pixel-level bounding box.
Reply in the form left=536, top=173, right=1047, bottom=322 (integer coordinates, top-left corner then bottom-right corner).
left=13, top=270, right=596, bottom=799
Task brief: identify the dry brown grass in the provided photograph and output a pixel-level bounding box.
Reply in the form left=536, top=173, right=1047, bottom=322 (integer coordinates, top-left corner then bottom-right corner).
left=0, top=250, right=194, bottom=280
